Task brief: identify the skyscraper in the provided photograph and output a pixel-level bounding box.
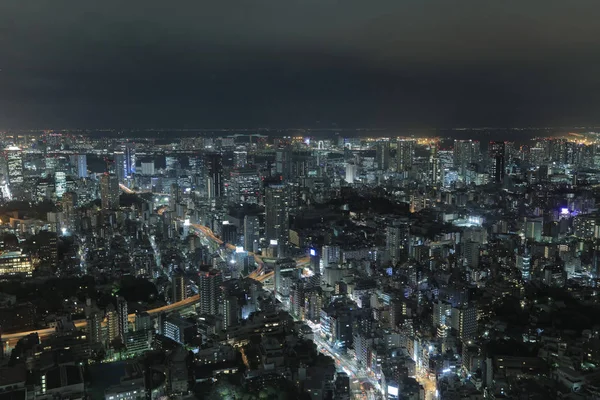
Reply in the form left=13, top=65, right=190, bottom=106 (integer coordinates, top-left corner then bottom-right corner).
left=386, top=219, right=410, bottom=265
left=116, top=296, right=128, bottom=342
left=199, top=269, right=223, bottom=315
left=488, top=141, right=506, bottom=183
left=69, top=154, right=88, bottom=178
left=113, top=152, right=126, bottom=183
left=243, top=215, right=260, bottom=252
left=376, top=142, right=391, bottom=171
left=172, top=273, right=187, bottom=303
left=205, top=153, right=223, bottom=198
left=100, top=173, right=120, bottom=210
left=124, top=143, right=136, bottom=176
left=396, top=139, right=415, bottom=172
left=453, top=140, right=480, bottom=181
left=265, top=185, right=287, bottom=246
left=5, top=146, right=23, bottom=188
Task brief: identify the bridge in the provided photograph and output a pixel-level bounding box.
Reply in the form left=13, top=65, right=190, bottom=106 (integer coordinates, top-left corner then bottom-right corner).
left=2, top=295, right=200, bottom=352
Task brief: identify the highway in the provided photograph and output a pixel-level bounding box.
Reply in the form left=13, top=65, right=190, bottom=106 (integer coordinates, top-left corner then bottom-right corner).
left=2, top=295, right=200, bottom=350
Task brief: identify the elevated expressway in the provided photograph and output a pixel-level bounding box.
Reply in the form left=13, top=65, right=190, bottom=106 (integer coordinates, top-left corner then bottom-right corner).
left=2, top=295, right=200, bottom=353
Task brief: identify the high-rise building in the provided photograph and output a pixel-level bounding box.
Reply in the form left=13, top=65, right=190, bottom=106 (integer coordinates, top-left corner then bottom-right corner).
left=428, top=145, right=442, bottom=186
left=451, top=306, right=477, bottom=339
left=386, top=219, right=410, bottom=265
left=199, top=269, right=223, bottom=315
left=113, top=152, right=126, bottom=183
left=516, top=252, right=531, bottom=281
left=488, top=141, right=506, bottom=183
left=396, top=139, right=415, bottom=172
left=117, top=296, right=129, bottom=342
left=376, top=142, right=391, bottom=170
left=100, top=173, right=120, bottom=210
left=463, top=241, right=480, bottom=268
left=205, top=153, right=223, bottom=198
left=87, top=311, right=103, bottom=345
left=62, top=192, right=77, bottom=232
left=69, top=154, right=88, bottom=178
left=5, top=146, right=23, bottom=196
left=345, top=163, right=357, bottom=183
left=265, top=185, right=287, bottom=246
left=222, top=296, right=239, bottom=330
left=172, top=273, right=187, bottom=303
left=275, top=148, right=292, bottom=180
left=55, top=171, right=67, bottom=198
left=124, top=143, right=136, bottom=176
left=105, top=304, right=119, bottom=343
left=141, top=161, right=155, bottom=176
left=243, top=215, right=260, bottom=253
left=453, top=140, right=480, bottom=181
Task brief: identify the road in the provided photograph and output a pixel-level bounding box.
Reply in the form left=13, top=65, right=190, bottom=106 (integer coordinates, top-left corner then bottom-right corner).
left=2, top=295, right=201, bottom=350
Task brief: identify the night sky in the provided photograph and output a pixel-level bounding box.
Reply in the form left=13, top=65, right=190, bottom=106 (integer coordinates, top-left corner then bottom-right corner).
left=1, top=0, right=599, bottom=129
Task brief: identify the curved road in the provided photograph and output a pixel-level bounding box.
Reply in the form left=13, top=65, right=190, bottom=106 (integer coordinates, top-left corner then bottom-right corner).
left=2, top=295, right=200, bottom=350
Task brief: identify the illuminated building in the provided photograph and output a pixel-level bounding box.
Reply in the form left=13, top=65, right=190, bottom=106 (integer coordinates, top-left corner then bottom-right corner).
left=488, top=141, right=506, bottom=183
left=113, top=151, right=126, bottom=183
left=396, top=139, right=415, bottom=172
left=141, top=161, right=154, bottom=175
left=100, top=173, right=120, bottom=210
left=229, top=169, right=261, bottom=204
left=69, top=154, right=88, bottom=178
left=376, top=142, right=391, bottom=170
left=386, top=219, right=410, bottom=265
left=199, top=269, right=222, bottom=315
left=0, top=251, right=33, bottom=277
left=205, top=153, right=223, bottom=198
left=172, top=273, right=187, bottom=303
left=116, top=296, right=128, bottom=342
left=243, top=215, right=260, bottom=253
left=222, top=296, right=239, bottom=330
left=345, top=162, right=357, bottom=183
left=265, top=185, right=287, bottom=246
left=55, top=171, right=67, bottom=198
left=516, top=252, right=531, bottom=281
left=453, top=140, right=480, bottom=181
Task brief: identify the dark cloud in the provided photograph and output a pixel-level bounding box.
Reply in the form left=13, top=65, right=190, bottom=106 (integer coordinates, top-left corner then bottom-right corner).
left=0, top=0, right=599, bottom=128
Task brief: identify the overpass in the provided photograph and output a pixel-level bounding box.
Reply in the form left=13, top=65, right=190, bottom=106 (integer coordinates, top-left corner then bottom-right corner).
left=2, top=295, right=200, bottom=352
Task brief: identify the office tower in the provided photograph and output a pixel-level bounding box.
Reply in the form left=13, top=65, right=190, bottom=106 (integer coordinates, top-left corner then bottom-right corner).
left=55, top=171, right=67, bottom=198
left=274, top=258, right=297, bottom=300
left=62, top=192, right=77, bottom=232
left=453, top=140, right=480, bottom=180
left=100, top=173, right=120, bottom=210
left=117, top=296, right=128, bottom=342
left=345, top=163, right=357, bottom=183
left=172, top=273, right=187, bottom=303
left=221, top=223, right=238, bottom=244
left=396, top=139, right=415, bottom=172
left=199, top=269, right=223, bottom=315
left=265, top=185, right=287, bottom=246
left=124, top=143, right=136, bottom=176
left=141, top=161, right=155, bottom=175
left=5, top=146, right=23, bottom=192
left=386, top=220, right=410, bottom=265
left=376, top=142, right=390, bottom=170
left=488, top=141, right=506, bottom=183
left=113, top=152, right=126, bottom=183
left=276, top=148, right=292, bottom=180
left=105, top=304, right=119, bottom=342
left=524, top=217, right=543, bottom=242
left=243, top=215, right=260, bottom=253
left=463, top=241, right=480, bottom=268
left=433, top=300, right=452, bottom=327
left=451, top=306, right=477, bottom=339
left=205, top=153, right=223, bottom=198
left=516, top=251, right=531, bottom=281
left=222, top=296, right=239, bottom=330
left=230, top=169, right=261, bottom=204
left=69, top=154, right=88, bottom=178
left=428, top=145, right=442, bottom=185
left=132, top=312, right=153, bottom=332
left=321, top=245, right=341, bottom=270
left=87, top=311, right=103, bottom=345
